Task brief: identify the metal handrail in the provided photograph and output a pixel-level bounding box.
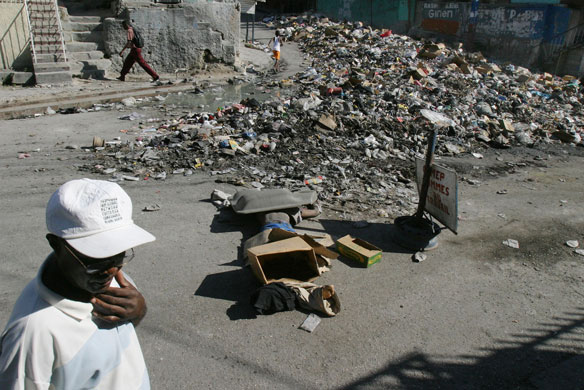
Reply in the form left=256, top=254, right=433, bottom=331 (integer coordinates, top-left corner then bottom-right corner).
left=23, top=0, right=36, bottom=64
left=52, top=0, right=67, bottom=62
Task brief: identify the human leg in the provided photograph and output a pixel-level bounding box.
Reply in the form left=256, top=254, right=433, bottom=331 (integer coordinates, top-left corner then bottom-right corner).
left=134, top=48, right=159, bottom=81
left=118, top=50, right=137, bottom=81
left=273, top=50, right=281, bottom=72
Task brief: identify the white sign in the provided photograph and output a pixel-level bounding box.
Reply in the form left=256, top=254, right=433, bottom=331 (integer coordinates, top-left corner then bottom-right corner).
left=415, top=158, right=458, bottom=233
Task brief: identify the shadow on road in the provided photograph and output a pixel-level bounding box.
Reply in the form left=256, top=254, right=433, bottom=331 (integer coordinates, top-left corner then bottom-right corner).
left=336, top=307, right=584, bottom=389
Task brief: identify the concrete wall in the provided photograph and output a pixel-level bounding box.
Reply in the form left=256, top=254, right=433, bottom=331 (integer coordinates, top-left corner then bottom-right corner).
left=410, top=2, right=575, bottom=72
left=0, top=3, right=31, bottom=71
left=316, top=0, right=411, bottom=34
left=103, top=1, right=240, bottom=73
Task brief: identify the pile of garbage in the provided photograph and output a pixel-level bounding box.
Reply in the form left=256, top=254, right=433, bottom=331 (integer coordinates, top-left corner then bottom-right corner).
left=78, top=17, right=584, bottom=218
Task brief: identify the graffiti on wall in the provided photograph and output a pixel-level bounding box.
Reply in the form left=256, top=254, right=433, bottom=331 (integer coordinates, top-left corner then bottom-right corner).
left=475, top=7, right=546, bottom=39
left=420, top=2, right=461, bottom=35
left=338, top=0, right=356, bottom=21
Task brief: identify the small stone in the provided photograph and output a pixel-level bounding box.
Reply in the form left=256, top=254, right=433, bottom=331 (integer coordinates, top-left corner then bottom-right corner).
left=122, top=97, right=137, bottom=107
left=566, top=240, right=579, bottom=248
left=143, top=204, right=161, bottom=212
left=503, top=239, right=519, bottom=249
left=413, top=252, right=427, bottom=262
left=575, top=249, right=584, bottom=256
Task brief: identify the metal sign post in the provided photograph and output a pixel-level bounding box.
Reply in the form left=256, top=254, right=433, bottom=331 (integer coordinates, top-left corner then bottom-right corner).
left=392, top=123, right=458, bottom=251
left=415, top=129, right=437, bottom=220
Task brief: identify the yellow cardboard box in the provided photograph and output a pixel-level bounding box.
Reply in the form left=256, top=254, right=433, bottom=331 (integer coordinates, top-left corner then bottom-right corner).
left=336, top=235, right=382, bottom=267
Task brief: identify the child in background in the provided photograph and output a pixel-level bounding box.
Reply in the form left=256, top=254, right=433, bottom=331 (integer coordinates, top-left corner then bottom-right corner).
left=268, top=30, right=283, bottom=73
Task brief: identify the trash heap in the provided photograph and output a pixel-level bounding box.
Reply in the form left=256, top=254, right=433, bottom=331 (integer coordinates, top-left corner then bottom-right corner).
left=79, top=17, right=584, bottom=218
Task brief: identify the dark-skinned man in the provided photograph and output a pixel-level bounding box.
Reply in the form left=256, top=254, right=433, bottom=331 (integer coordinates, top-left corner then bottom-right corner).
left=0, top=178, right=155, bottom=389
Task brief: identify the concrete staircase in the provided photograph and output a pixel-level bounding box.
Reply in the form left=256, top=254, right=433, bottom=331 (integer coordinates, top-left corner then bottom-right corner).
left=28, top=0, right=73, bottom=84
left=62, top=15, right=112, bottom=79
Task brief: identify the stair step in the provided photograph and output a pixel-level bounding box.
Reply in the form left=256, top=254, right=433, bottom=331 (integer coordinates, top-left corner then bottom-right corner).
left=34, top=38, right=65, bottom=45
left=35, top=53, right=67, bottom=63
left=71, top=31, right=103, bottom=43
left=33, top=33, right=64, bottom=41
left=68, top=50, right=105, bottom=60
left=67, top=41, right=100, bottom=52
left=0, top=71, right=35, bottom=85
left=124, top=1, right=153, bottom=8
left=32, top=28, right=64, bottom=35
left=69, top=59, right=112, bottom=79
left=35, top=44, right=66, bottom=53
left=30, top=21, right=59, bottom=28
left=34, top=70, right=72, bottom=85
left=30, top=15, right=58, bottom=20
left=62, top=21, right=103, bottom=32
left=34, top=62, right=71, bottom=72
left=28, top=7, right=56, bottom=12
left=28, top=0, right=58, bottom=4
left=68, top=16, right=102, bottom=23
left=69, top=58, right=111, bottom=72
left=74, top=69, right=108, bottom=80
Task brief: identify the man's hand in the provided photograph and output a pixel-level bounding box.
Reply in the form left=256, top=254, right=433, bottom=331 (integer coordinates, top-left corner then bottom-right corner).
left=91, top=271, right=147, bottom=326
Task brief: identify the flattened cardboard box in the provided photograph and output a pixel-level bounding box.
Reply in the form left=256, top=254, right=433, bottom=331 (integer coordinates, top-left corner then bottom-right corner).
left=247, top=236, right=321, bottom=285
left=336, top=235, right=382, bottom=267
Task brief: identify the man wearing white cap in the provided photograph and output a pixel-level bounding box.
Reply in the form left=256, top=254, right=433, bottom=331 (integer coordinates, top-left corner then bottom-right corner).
left=0, top=178, right=155, bottom=389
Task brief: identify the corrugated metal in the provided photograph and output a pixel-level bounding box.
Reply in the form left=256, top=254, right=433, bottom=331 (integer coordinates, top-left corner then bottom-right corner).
left=241, top=0, right=257, bottom=14
left=241, top=0, right=266, bottom=14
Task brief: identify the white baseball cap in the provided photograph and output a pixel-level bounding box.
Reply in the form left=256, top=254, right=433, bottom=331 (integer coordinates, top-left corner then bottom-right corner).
left=46, top=178, right=155, bottom=258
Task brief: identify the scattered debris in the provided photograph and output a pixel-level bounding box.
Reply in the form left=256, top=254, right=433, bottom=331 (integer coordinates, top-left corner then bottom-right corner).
left=299, top=313, right=321, bottom=333
left=566, top=240, right=579, bottom=248
left=142, top=204, right=161, bottom=212
left=503, top=239, right=520, bottom=249
left=413, top=252, right=427, bottom=262
left=66, top=16, right=583, bottom=221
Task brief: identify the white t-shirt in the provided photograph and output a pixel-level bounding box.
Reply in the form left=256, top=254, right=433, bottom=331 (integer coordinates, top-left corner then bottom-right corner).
left=0, top=259, right=150, bottom=390
left=272, top=36, right=281, bottom=52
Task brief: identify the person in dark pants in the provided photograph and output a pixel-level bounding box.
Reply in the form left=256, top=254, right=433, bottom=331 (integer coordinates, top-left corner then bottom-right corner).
left=117, top=20, right=159, bottom=82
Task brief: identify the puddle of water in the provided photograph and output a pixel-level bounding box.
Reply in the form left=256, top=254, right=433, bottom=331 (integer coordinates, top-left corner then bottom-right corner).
left=161, top=82, right=274, bottom=111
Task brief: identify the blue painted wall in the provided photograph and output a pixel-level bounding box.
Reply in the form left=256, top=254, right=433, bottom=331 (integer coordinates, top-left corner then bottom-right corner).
left=317, top=0, right=410, bottom=30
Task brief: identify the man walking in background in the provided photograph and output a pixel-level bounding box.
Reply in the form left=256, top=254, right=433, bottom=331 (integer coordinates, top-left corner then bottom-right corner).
left=117, top=20, right=159, bottom=82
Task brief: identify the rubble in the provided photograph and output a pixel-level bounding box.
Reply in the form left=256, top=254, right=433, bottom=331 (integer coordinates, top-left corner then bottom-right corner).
left=75, top=17, right=583, bottom=220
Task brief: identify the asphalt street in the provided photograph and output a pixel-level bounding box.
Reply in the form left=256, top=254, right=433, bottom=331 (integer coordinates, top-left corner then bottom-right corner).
left=0, top=22, right=583, bottom=390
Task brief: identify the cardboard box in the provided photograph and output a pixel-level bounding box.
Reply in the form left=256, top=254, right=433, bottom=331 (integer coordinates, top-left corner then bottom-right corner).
left=336, top=235, right=382, bottom=267
left=247, top=236, right=321, bottom=285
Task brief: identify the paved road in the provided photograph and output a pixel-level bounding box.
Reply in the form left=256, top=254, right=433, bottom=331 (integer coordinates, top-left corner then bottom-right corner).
left=0, top=23, right=583, bottom=390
